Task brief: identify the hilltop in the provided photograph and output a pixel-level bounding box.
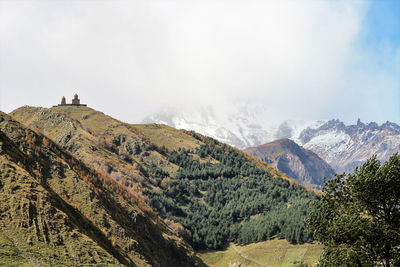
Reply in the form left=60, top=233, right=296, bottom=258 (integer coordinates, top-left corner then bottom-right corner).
left=10, top=105, right=318, bottom=252
left=0, top=110, right=196, bottom=266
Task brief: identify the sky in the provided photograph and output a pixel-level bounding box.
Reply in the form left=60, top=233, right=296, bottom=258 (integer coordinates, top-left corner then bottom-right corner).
left=0, top=0, right=399, bottom=125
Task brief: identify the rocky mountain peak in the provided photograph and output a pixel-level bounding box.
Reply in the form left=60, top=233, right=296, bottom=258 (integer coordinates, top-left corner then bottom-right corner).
left=245, top=138, right=335, bottom=189
left=296, top=119, right=400, bottom=173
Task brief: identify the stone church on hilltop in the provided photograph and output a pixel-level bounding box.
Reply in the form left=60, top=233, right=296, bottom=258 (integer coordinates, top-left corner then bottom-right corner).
left=54, top=94, right=87, bottom=107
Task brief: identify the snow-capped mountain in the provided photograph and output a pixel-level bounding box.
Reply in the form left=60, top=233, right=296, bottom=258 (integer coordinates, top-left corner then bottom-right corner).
left=144, top=106, right=400, bottom=174
left=295, top=119, right=400, bottom=173
left=143, top=106, right=324, bottom=149
left=143, top=106, right=252, bottom=148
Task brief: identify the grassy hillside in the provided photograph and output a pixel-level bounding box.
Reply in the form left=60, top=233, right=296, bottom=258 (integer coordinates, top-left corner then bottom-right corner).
left=11, top=106, right=319, bottom=252
left=198, top=239, right=322, bottom=267
left=0, top=111, right=196, bottom=266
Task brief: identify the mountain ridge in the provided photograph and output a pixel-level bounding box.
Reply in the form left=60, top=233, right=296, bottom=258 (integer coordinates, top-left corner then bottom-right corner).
left=145, top=107, right=400, bottom=174
left=295, top=118, right=400, bottom=173
left=245, top=138, right=335, bottom=188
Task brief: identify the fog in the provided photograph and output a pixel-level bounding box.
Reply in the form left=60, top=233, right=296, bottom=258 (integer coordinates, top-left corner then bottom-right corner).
left=0, top=0, right=399, bottom=124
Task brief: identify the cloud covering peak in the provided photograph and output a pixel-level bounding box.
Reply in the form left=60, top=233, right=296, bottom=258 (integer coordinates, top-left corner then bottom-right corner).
left=0, top=0, right=398, bottom=124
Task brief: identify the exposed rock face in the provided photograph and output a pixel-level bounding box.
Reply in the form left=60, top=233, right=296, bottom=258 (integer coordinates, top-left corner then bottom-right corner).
left=245, top=139, right=335, bottom=188
left=294, top=119, right=400, bottom=173
left=0, top=111, right=196, bottom=266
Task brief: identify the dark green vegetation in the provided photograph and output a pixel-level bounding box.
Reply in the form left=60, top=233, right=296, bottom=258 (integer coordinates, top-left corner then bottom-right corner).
left=10, top=106, right=318, bottom=254
left=147, top=139, right=318, bottom=249
left=307, top=154, right=400, bottom=267
left=0, top=111, right=196, bottom=266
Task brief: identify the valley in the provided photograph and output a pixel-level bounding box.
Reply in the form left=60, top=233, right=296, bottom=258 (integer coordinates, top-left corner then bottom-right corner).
left=2, top=1, right=399, bottom=265
left=3, top=104, right=399, bottom=266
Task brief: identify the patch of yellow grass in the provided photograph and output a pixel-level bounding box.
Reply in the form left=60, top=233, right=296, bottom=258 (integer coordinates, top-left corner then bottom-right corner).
left=133, top=124, right=204, bottom=151
left=197, top=239, right=322, bottom=267
left=197, top=245, right=253, bottom=267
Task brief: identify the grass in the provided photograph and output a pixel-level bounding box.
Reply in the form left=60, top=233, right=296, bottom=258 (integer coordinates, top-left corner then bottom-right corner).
left=133, top=124, right=204, bottom=151
left=0, top=156, right=123, bottom=266
left=0, top=232, right=31, bottom=267
left=197, top=239, right=322, bottom=267
left=198, top=245, right=253, bottom=267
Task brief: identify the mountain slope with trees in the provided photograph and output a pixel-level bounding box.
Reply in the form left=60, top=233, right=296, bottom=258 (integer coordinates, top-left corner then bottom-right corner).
left=11, top=106, right=319, bottom=251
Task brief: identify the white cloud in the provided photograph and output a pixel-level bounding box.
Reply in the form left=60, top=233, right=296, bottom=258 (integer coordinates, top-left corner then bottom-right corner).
left=0, top=0, right=397, bottom=124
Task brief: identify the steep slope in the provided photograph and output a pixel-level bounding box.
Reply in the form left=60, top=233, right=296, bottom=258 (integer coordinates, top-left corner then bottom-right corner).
left=12, top=105, right=153, bottom=189
left=11, top=106, right=318, bottom=251
left=244, top=139, right=335, bottom=189
left=0, top=133, right=122, bottom=266
left=0, top=111, right=196, bottom=266
left=295, top=119, right=400, bottom=173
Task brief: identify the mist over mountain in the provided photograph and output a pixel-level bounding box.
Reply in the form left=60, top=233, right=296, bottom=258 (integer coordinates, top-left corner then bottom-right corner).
left=1, top=0, right=399, bottom=265
left=146, top=106, right=400, bottom=174
left=143, top=106, right=325, bottom=149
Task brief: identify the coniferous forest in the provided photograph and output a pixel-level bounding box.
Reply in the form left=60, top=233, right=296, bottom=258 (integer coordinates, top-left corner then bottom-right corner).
left=146, top=137, right=318, bottom=249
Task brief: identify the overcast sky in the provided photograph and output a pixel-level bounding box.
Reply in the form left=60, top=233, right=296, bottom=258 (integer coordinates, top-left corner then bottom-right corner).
left=0, top=0, right=399, bottom=125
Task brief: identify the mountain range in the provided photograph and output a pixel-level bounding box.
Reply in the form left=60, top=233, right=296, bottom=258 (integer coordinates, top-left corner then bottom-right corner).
left=294, top=119, right=400, bottom=173
left=145, top=107, right=400, bottom=174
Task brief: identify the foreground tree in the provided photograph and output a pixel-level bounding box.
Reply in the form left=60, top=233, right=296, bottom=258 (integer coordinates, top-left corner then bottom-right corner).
left=307, top=153, right=400, bottom=267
